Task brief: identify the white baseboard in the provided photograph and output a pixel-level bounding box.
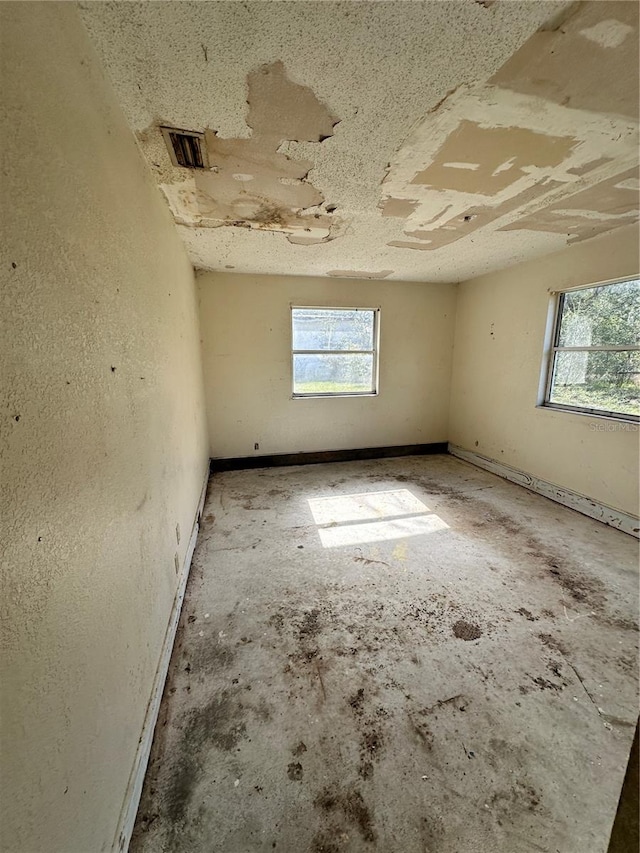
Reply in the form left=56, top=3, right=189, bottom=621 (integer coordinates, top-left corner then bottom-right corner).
left=113, top=467, right=210, bottom=852
left=448, top=444, right=639, bottom=539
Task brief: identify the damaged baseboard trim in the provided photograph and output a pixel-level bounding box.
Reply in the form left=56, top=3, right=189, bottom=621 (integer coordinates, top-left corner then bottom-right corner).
left=448, top=444, right=639, bottom=539
left=210, top=442, right=448, bottom=472
left=112, top=466, right=210, bottom=853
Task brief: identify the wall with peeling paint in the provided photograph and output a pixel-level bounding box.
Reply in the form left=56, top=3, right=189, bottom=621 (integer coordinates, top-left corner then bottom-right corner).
left=0, top=5, right=208, bottom=852
left=449, top=225, right=639, bottom=518
left=198, top=273, right=456, bottom=458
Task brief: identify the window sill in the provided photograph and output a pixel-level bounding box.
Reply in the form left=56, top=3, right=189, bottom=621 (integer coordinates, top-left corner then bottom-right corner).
left=292, top=392, right=379, bottom=400
left=536, top=403, right=639, bottom=425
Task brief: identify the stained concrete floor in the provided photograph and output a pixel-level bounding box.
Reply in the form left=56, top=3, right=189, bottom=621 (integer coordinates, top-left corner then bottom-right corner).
left=132, top=455, right=639, bottom=853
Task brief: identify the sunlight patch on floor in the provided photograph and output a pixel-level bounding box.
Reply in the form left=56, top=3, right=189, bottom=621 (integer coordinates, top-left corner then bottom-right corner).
left=307, top=489, right=449, bottom=547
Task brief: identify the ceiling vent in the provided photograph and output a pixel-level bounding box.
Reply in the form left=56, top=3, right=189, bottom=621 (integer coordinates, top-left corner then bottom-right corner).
left=161, top=127, right=209, bottom=169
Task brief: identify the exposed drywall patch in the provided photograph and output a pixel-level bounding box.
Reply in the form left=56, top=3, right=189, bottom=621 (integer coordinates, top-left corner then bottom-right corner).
left=246, top=60, right=338, bottom=143
left=410, top=120, right=577, bottom=195
left=579, top=19, right=633, bottom=50
left=387, top=241, right=432, bottom=252
left=154, top=61, right=339, bottom=244
left=500, top=167, right=640, bottom=244
left=380, top=0, right=638, bottom=258
left=490, top=1, right=639, bottom=118
left=382, top=77, right=637, bottom=254
left=163, top=177, right=335, bottom=244
left=567, top=157, right=613, bottom=177
left=389, top=179, right=565, bottom=252
left=379, top=198, right=419, bottom=218
left=286, top=234, right=328, bottom=246
left=326, top=270, right=393, bottom=279
left=616, top=177, right=640, bottom=192
left=201, top=134, right=319, bottom=204
left=539, top=2, right=582, bottom=33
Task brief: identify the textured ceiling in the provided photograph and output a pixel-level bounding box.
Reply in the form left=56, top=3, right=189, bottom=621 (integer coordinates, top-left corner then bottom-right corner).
left=80, top=1, right=639, bottom=283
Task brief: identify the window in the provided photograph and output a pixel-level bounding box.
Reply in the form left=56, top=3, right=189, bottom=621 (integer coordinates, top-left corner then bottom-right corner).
left=543, top=277, right=639, bottom=420
left=291, top=307, right=379, bottom=397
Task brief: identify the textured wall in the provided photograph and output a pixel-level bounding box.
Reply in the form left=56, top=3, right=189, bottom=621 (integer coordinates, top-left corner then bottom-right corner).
left=449, top=225, right=639, bottom=517
left=0, top=5, right=208, bottom=851
left=198, top=272, right=456, bottom=458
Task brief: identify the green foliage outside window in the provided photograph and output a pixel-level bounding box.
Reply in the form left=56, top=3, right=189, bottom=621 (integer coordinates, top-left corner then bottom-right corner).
left=548, top=279, right=639, bottom=417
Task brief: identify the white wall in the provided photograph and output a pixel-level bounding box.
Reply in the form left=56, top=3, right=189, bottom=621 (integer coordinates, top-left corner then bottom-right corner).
left=449, top=225, right=639, bottom=518
left=198, top=272, right=457, bottom=459
left=0, top=5, right=209, bottom=852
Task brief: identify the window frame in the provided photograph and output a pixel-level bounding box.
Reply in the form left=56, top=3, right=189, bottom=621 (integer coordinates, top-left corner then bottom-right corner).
left=541, top=276, right=640, bottom=423
left=290, top=305, right=381, bottom=399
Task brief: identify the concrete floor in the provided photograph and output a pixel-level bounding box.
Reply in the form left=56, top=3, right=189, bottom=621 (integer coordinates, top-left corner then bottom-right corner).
left=131, top=455, right=639, bottom=853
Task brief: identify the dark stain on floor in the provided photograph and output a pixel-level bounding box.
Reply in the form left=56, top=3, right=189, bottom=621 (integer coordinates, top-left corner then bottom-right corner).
left=407, top=709, right=434, bottom=750
left=516, top=607, right=538, bottom=621
left=348, top=688, right=365, bottom=716
left=165, top=691, right=248, bottom=824
left=412, top=480, right=627, bottom=628
left=131, top=460, right=639, bottom=853
left=489, top=777, right=542, bottom=823
left=287, top=761, right=304, bottom=781
left=538, top=632, right=570, bottom=655
left=299, top=607, right=322, bottom=639
left=452, top=619, right=483, bottom=641
left=292, top=740, right=307, bottom=757
left=314, top=786, right=377, bottom=844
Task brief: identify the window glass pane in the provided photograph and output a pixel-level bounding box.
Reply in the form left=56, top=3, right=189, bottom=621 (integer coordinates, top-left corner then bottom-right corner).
left=549, top=350, right=640, bottom=416
left=292, top=308, right=374, bottom=351
left=557, top=279, right=640, bottom=347
left=293, top=353, right=374, bottom=394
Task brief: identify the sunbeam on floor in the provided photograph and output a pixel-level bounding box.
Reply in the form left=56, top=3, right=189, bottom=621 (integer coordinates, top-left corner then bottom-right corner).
left=307, top=489, right=449, bottom=547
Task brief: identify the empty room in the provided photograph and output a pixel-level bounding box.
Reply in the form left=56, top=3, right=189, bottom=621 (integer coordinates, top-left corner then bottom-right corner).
left=2, top=2, right=639, bottom=852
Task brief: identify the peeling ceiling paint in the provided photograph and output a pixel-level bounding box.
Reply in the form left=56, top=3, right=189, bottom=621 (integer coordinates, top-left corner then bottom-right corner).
left=491, top=1, right=638, bottom=119
left=380, top=79, right=637, bottom=252
left=499, top=167, right=640, bottom=243
left=159, top=61, right=339, bottom=245
left=80, top=0, right=638, bottom=283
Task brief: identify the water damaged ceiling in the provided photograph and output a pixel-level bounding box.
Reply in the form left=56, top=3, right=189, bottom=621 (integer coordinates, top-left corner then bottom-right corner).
left=80, top=1, right=639, bottom=283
